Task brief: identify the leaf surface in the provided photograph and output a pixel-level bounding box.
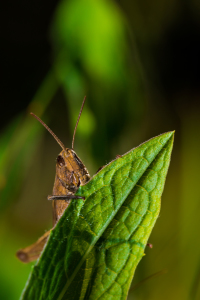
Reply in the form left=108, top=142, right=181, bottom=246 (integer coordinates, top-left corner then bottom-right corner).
left=21, top=132, right=174, bottom=300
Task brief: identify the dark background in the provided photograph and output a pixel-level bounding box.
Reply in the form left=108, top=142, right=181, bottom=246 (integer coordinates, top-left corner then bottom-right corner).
left=1, top=0, right=200, bottom=299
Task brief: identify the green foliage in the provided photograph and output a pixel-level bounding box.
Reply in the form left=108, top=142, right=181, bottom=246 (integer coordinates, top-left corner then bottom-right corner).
left=21, top=131, right=174, bottom=300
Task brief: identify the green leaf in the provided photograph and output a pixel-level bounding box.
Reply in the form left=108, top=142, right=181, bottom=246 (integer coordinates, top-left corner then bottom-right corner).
left=20, top=131, right=174, bottom=300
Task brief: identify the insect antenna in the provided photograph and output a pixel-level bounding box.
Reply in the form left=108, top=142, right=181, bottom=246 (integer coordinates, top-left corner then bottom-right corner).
left=72, top=95, right=86, bottom=149
left=30, top=113, right=66, bottom=152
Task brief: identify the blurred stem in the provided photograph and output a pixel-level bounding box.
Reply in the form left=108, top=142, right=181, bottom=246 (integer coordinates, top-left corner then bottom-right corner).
left=1, top=69, right=59, bottom=171
left=0, top=69, right=60, bottom=211
left=130, top=269, right=167, bottom=292
left=190, top=259, right=200, bottom=300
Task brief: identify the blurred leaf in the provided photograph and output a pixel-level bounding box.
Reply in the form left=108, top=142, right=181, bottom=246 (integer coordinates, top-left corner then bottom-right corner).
left=52, top=0, right=126, bottom=83
left=21, top=131, right=174, bottom=300
left=0, top=70, right=58, bottom=212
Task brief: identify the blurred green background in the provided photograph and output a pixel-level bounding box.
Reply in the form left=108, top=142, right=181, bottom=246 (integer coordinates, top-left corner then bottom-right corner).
left=1, top=0, right=200, bottom=299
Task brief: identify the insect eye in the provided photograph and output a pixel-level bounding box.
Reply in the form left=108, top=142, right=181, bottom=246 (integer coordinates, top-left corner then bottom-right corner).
left=57, top=155, right=65, bottom=167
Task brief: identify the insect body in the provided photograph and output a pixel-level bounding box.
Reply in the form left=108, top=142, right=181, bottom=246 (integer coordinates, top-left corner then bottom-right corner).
left=50, top=148, right=90, bottom=225
left=16, top=97, right=90, bottom=263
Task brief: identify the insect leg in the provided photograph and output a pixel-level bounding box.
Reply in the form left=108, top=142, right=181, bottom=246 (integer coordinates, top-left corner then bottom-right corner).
left=16, top=230, right=51, bottom=263
left=47, top=195, right=85, bottom=201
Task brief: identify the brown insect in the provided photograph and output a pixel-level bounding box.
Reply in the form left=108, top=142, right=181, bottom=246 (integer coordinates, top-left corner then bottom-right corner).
left=16, top=97, right=90, bottom=263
